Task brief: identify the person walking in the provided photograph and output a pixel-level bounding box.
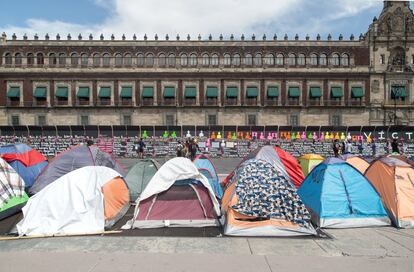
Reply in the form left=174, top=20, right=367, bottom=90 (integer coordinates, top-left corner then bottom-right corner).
left=333, top=139, right=340, bottom=157
left=136, top=138, right=146, bottom=159
left=357, top=140, right=364, bottom=155
left=391, top=138, right=400, bottom=154
left=176, top=140, right=184, bottom=157
left=189, top=138, right=200, bottom=161
left=371, top=139, right=377, bottom=157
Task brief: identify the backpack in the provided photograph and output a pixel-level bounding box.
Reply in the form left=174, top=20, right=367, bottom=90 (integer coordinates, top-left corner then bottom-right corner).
left=190, top=143, right=197, bottom=153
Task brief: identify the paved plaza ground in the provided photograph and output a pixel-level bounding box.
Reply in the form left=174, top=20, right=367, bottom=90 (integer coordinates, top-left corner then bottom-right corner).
left=0, top=158, right=413, bottom=271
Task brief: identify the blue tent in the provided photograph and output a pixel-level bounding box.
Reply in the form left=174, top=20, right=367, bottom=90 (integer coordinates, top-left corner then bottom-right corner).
left=193, top=154, right=223, bottom=199
left=297, top=158, right=390, bottom=228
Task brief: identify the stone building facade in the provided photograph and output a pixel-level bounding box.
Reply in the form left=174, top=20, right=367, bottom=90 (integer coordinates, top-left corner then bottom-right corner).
left=0, top=1, right=413, bottom=127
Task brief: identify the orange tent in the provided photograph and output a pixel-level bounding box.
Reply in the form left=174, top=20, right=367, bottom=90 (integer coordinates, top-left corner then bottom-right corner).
left=365, top=157, right=414, bottom=228
left=340, top=154, right=369, bottom=174
left=222, top=159, right=316, bottom=236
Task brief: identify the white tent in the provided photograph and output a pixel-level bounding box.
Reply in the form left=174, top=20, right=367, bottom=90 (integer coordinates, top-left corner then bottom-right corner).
left=17, top=166, right=129, bottom=236
left=124, top=157, right=220, bottom=229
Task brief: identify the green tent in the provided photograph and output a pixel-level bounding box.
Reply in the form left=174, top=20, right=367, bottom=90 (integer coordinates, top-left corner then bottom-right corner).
left=298, top=154, right=325, bottom=176
left=125, top=159, right=160, bottom=201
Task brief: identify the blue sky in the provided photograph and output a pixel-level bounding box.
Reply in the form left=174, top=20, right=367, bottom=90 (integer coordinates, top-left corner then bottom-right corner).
left=0, top=0, right=411, bottom=40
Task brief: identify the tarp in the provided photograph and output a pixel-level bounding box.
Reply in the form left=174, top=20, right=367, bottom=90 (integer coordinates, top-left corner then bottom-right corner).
left=30, top=145, right=124, bottom=195
left=0, top=143, right=48, bottom=188
left=298, top=154, right=324, bottom=176
left=125, top=159, right=160, bottom=201
left=17, top=166, right=129, bottom=236
left=0, top=157, right=28, bottom=220
left=365, top=157, right=414, bottom=228
left=223, top=146, right=305, bottom=188
left=193, top=154, right=223, bottom=199
left=298, top=158, right=390, bottom=228
left=222, top=159, right=316, bottom=236
left=124, top=157, right=220, bottom=229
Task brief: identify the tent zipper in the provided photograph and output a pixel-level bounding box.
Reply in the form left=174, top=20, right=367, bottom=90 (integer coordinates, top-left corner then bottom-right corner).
left=339, top=170, right=353, bottom=214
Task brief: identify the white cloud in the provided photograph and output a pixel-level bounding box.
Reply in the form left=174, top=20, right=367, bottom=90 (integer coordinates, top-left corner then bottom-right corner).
left=0, top=0, right=383, bottom=40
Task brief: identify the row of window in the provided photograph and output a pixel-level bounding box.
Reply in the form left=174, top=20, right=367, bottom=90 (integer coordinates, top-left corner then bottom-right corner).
left=8, top=113, right=342, bottom=127
left=3, top=52, right=352, bottom=67
left=5, top=84, right=368, bottom=107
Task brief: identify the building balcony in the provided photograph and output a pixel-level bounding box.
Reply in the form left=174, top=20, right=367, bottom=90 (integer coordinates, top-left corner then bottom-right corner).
left=348, top=99, right=365, bottom=106
left=97, top=99, right=111, bottom=106
left=326, top=99, right=344, bottom=106
left=55, top=99, right=69, bottom=106
left=76, top=99, right=91, bottom=106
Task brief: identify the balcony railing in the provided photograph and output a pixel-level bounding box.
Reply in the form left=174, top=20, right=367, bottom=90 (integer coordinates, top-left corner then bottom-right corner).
left=162, top=99, right=176, bottom=106
left=225, top=98, right=238, bottom=106
left=141, top=98, right=154, bottom=106
left=183, top=98, right=196, bottom=106
left=97, top=99, right=111, bottom=106
left=245, top=98, right=258, bottom=106
left=348, top=99, right=364, bottom=106
left=327, top=99, right=343, bottom=106
left=120, top=99, right=133, bottom=106
left=77, top=99, right=90, bottom=106
left=265, top=99, right=279, bottom=106
left=205, top=98, right=218, bottom=106
left=307, top=99, right=322, bottom=106
left=55, top=99, right=69, bottom=106
left=286, top=99, right=300, bottom=106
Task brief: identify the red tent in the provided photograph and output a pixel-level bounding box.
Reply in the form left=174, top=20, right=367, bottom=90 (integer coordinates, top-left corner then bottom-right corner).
left=224, top=145, right=304, bottom=188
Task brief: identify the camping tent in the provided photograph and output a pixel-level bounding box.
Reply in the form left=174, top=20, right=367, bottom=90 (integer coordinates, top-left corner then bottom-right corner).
left=30, top=145, right=124, bottom=195
left=224, top=146, right=305, bottom=188
left=0, top=143, right=48, bottom=188
left=340, top=154, right=370, bottom=174
left=298, top=154, right=324, bottom=176
left=223, top=159, right=316, bottom=236
left=365, top=157, right=414, bottom=228
left=193, top=154, right=223, bottom=199
left=124, top=157, right=220, bottom=229
left=125, top=159, right=160, bottom=201
left=298, top=158, right=390, bottom=228
left=0, top=157, right=28, bottom=220
left=17, top=166, right=129, bottom=236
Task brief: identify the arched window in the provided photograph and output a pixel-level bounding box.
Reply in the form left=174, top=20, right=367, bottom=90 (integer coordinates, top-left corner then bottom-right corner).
left=167, top=53, right=175, bottom=67
left=145, top=53, right=154, bottom=66
left=137, top=53, right=144, bottom=66
left=27, top=53, right=34, bottom=66
left=59, top=53, right=66, bottom=66
left=180, top=54, right=188, bottom=66
left=288, top=53, right=296, bottom=66
left=276, top=54, right=284, bottom=65
left=244, top=54, right=253, bottom=66
left=224, top=54, right=231, bottom=66
left=202, top=53, right=209, bottom=66
left=264, top=53, right=274, bottom=65
left=319, top=54, right=327, bottom=66
left=103, top=53, right=110, bottom=66
left=15, top=53, right=22, bottom=66
left=115, top=53, right=123, bottom=66
left=341, top=53, right=349, bottom=66
left=158, top=53, right=166, bottom=66
left=71, top=53, right=78, bottom=66
left=297, top=53, right=306, bottom=65
left=4, top=53, right=12, bottom=65
left=330, top=53, right=340, bottom=66
left=254, top=53, right=262, bottom=66
left=211, top=54, right=219, bottom=66
left=124, top=53, right=132, bottom=66
left=81, top=53, right=88, bottom=66
left=189, top=53, right=197, bottom=66
left=309, top=53, right=318, bottom=66
left=37, top=53, right=44, bottom=65
left=232, top=54, right=241, bottom=66
left=93, top=53, right=100, bottom=66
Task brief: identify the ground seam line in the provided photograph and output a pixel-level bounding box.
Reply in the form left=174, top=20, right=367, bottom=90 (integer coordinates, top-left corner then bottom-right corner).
left=264, top=255, right=274, bottom=272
